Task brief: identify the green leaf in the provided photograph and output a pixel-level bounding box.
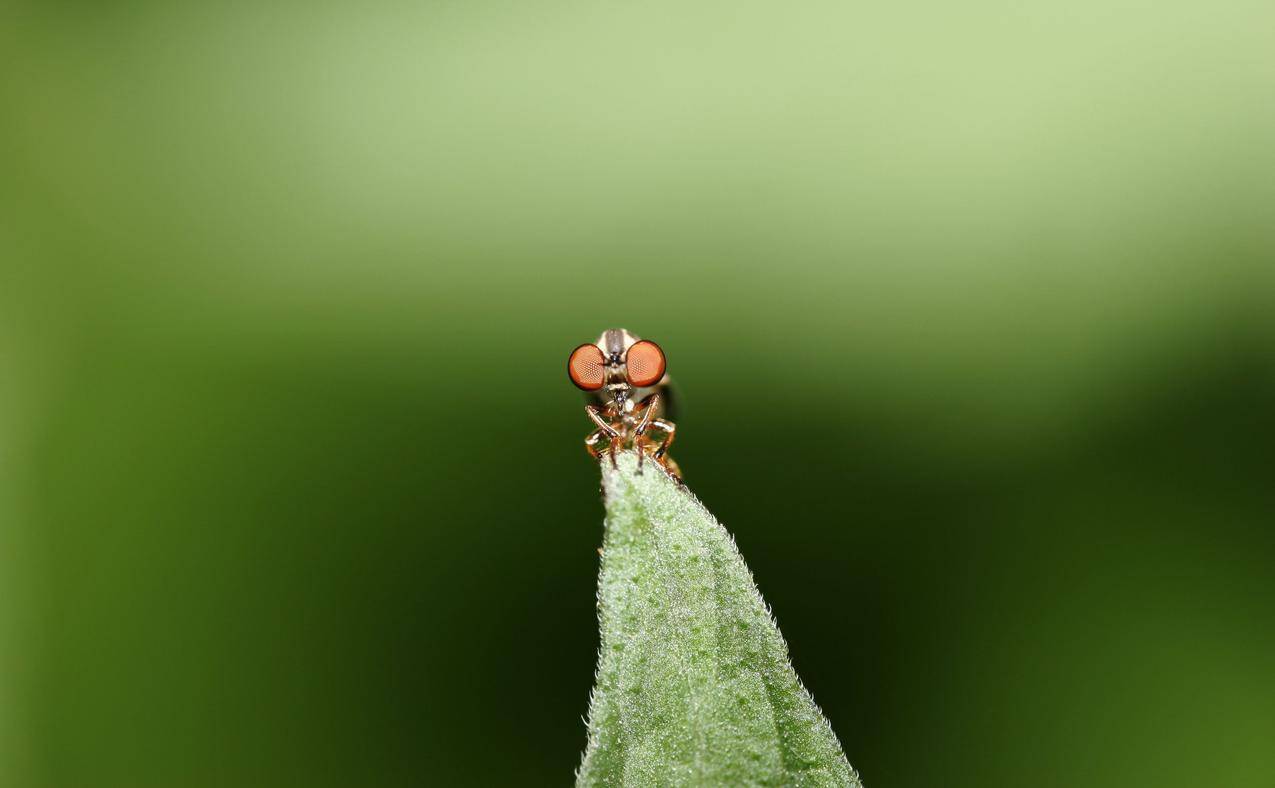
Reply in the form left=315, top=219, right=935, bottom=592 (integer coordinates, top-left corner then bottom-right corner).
left=578, top=452, right=862, bottom=787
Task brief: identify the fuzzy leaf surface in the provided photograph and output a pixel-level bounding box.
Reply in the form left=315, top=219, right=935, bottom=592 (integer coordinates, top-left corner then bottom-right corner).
left=578, top=452, right=861, bottom=787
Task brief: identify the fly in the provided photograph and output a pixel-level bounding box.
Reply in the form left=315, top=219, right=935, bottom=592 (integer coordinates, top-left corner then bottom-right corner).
left=567, top=328, right=680, bottom=478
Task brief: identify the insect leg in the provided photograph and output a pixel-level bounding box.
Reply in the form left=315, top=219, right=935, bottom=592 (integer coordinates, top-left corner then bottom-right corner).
left=635, top=393, right=660, bottom=433
left=585, top=404, right=619, bottom=437
left=584, top=428, right=609, bottom=459
left=648, top=418, right=676, bottom=459
left=662, top=455, right=683, bottom=481
left=633, top=393, right=660, bottom=472
left=585, top=404, right=622, bottom=468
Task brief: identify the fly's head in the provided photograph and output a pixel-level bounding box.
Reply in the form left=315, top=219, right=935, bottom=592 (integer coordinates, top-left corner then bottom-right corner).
left=567, top=328, right=667, bottom=412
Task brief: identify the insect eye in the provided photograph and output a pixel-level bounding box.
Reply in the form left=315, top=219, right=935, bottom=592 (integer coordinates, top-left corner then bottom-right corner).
left=568, top=343, right=607, bottom=391
left=625, top=340, right=666, bottom=388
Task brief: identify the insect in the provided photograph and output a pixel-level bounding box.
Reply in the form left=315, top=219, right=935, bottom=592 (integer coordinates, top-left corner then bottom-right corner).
left=567, top=328, right=681, bottom=478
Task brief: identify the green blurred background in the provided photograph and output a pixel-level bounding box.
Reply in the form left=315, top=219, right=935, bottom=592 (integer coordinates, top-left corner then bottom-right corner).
left=3, top=1, right=1274, bottom=786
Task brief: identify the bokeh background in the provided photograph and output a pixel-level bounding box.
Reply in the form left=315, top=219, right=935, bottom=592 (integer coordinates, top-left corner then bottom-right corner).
left=3, top=1, right=1274, bottom=786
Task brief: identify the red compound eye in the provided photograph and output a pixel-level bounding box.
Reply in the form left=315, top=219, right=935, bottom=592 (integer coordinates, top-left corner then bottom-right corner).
left=625, top=340, right=666, bottom=388
left=568, top=343, right=606, bottom=391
